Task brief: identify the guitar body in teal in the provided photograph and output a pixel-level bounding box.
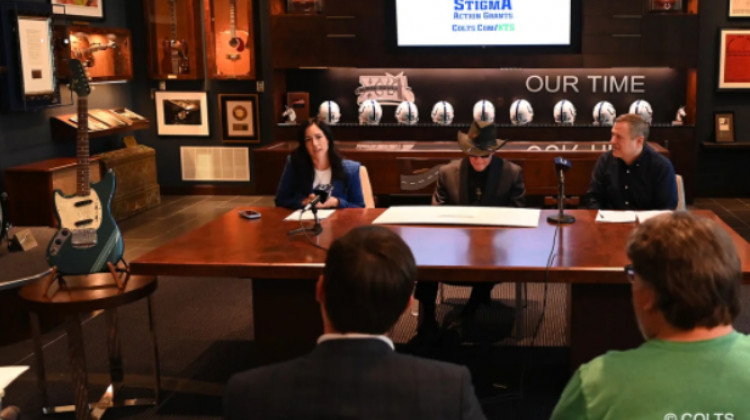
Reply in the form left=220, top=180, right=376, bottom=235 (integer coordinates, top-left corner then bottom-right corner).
left=47, top=170, right=124, bottom=274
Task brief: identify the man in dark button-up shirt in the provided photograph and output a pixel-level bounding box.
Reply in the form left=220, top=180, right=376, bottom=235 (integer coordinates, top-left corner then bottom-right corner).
left=584, top=113, right=677, bottom=210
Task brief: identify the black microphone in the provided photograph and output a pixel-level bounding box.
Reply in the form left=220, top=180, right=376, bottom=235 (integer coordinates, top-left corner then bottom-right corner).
left=303, top=184, right=333, bottom=212
left=554, top=156, right=572, bottom=182
left=547, top=157, right=575, bottom=224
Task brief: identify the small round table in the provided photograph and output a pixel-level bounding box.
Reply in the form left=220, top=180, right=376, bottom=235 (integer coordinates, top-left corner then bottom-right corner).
left=19, top=273, right=160, bottom=420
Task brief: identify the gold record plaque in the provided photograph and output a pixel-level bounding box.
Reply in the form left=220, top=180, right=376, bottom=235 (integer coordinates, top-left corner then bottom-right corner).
left=219, top=93, right=259, bottom=143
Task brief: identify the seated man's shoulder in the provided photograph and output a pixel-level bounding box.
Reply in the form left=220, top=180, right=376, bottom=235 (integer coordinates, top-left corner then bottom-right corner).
left=228, top=358, right=301, bottom=387
left=648, top=147, right=675, bottom=167
left=390, top=351, right=471, bottom=378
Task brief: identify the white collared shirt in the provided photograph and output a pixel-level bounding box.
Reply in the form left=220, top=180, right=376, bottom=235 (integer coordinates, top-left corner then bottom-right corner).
left=317, top=333, right=394, bottom=350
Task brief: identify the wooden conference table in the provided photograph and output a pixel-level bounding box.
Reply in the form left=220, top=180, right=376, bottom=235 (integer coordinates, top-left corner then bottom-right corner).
left=130, top=208, right=750, bottom=366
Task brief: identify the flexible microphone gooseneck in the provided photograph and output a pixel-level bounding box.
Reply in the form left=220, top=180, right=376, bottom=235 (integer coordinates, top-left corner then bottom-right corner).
left=290, top=184, right=334, bottom=237
left=547, top=157, right=576, bottom=224
left=302, top=184, right=333, bottom=212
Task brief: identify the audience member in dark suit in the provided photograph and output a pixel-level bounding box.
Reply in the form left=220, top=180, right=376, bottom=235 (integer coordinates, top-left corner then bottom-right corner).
left=224, top=225, right=487, bottom=420
left=552, top=212, right=750, bottom=419
left=584, top=113, right=677, bottom=210
left=415, top=120, right=525, bottom=341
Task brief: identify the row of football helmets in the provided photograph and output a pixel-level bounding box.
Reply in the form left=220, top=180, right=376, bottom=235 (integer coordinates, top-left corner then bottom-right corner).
left=317, top=99, right=656, bottom=126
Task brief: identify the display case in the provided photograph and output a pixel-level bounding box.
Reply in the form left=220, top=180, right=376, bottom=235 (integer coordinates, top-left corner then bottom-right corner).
left=144, top=0, right=203, bottom=79
left=54, top=26, right=132, bottom=82
left=204, top=0, right=255, bottom=79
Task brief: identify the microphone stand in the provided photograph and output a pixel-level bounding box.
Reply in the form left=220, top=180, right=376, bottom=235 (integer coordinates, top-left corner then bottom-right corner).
left=288, top=205, right=323, bottom=236
left=547, top=169, right=576, bottom=224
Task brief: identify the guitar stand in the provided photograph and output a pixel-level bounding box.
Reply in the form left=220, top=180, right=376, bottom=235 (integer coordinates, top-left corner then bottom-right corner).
left=288, top=207, right=324, bottom=237
left=42, top=259, right=132, bottom=298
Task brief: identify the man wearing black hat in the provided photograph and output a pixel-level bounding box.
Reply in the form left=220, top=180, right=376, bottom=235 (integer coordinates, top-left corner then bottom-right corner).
left=414, top=120, right=526, bottom=341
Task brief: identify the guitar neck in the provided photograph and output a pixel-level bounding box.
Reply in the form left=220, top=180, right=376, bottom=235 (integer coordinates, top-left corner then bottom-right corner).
left=76, top=96, right=90, bottom=196
left=230, top=0, right=237, bottom=38
left=170, top=0, right=177, bottom=40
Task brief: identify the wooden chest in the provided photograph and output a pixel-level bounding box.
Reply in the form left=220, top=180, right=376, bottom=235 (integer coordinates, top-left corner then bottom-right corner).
left=4, top=158, right=102, bottom=227
left=98, top=145, right=160, bottom=221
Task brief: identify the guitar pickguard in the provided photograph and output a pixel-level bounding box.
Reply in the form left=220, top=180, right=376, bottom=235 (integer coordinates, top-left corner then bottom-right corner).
left=54, top=188, right=103, bottom=232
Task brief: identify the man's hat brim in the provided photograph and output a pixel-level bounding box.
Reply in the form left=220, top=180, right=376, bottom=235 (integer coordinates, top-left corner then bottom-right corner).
left=457, top=121, right=506, bottom=157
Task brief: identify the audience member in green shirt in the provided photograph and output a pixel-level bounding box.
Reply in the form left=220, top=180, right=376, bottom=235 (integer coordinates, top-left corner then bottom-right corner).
left=552, top=211, right=750, bottom=419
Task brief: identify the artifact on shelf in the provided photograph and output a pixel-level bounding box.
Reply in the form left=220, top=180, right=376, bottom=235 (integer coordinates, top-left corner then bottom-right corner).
left=62, top=26, right=133, bottom=82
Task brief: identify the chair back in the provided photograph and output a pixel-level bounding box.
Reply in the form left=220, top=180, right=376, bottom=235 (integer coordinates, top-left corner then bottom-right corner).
left=359, top=165, right=375, bottom=208
left=676, top=174, right=686, bottom=211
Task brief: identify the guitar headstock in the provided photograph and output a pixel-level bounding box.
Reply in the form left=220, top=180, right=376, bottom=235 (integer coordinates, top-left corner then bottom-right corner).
left=68, top=59, right=90, bottom=97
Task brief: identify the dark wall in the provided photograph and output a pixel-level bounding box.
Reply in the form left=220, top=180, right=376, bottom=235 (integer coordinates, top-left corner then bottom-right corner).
left=126, top=0, right=266, bottom=193
left=0, top=0, right=132, bottom=191
left=695, top=1, right=750, bottom=196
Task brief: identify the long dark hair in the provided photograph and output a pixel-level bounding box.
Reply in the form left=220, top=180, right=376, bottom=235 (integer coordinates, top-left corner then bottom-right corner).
left=290, top=119, right=346, bottom=187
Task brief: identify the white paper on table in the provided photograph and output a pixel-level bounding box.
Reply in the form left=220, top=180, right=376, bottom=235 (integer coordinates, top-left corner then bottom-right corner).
left=284, top=209, right=336, bottom=221
left=372, top=206, right=541, bottom=228
left=636, top=210, right=673, bottom=223
left=0, top=366, right=29, bottom=395
left=596, top=210, right=637, bottom=223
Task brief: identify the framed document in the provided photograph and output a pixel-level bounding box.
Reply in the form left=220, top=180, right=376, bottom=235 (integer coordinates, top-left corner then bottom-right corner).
left=155, top=91, right=210, bottom=136
left=729, top=0, right=750, bottom=17
left=0, top=2, right=60, bottom=110
left=718, top=29, right=750, bottom=90
left=219, top=93, right=260, bottom=143
left=17, top=16, right=56, bottom=96
left=51, top=0, right=104, bottom=19
left=715, top=112, right=735, bottom=143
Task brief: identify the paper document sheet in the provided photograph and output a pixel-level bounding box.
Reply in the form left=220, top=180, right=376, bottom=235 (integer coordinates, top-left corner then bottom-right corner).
left=596, top=210, right=674, bottom=223
left=0, top=366, right=29, bottom=395
left=372, top=206, right=541, bottom=227
left=284, top=209, right=335, bottom=221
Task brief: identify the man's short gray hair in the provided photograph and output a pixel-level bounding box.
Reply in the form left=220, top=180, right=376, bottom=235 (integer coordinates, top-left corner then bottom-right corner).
left=616, top=113, right=649, bottom=142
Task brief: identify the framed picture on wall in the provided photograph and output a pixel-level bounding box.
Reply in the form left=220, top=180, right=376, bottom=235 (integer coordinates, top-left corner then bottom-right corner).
left=718, top=29, right=750, bottom=90
left=155, top=91, right=210, bottom=136
left=729, top=0, right=750, bottom=17
left=51, top=0, right=104, bottom=19
left=714, top=112, right=735, bottom=143
left=218, top=94, right=260, bottom=143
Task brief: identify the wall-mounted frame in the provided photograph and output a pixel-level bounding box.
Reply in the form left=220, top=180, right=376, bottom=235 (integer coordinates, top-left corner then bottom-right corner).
left=144, top=0, right=204, bottom=80
left=219, top=93, right=260, bottom=143
left=55, top=26, right=133, bottom=82
left=729, top=0, right=750, bottom=17
left=718, top=29, right=750, bottom=90
left=0, top=2, right=60, bottom=111
left=51, top=0, right=104, bottom=19
left=204, top=0, right=255, bottom=79
left=155, top=91, right=209, bottom=136
left=715, top=112, right=735, bottom=143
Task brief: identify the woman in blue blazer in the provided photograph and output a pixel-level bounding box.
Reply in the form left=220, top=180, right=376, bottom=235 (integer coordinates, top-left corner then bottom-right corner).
left=275, top=120, right=365, bottom=209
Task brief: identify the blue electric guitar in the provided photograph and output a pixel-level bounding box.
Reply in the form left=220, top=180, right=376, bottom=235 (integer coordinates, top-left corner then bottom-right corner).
left=47, top=59, right=124, bottom=275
